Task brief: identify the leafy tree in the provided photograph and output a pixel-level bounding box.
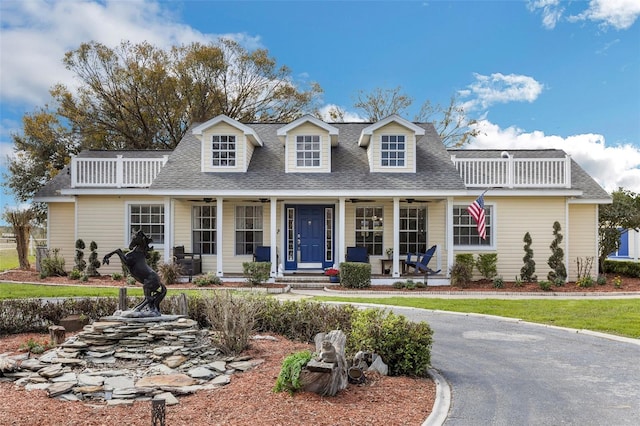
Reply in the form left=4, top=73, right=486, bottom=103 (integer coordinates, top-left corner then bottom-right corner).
left=598, top=188, right=640, bottom=272
left=520, top=232, right=537, bottom=282
left=352, top=86, right=479, bottom=148
left=547, top=221, right=567, bottom=283
left=2, top=208, right=35, bottom=270
left=5, top=39, right=322, bottom=203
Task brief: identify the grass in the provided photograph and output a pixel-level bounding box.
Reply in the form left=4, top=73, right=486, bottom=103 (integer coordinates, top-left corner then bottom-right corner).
left=0, top=248, right=35, bottom=272
left=315, top=296, right=640, bottom=339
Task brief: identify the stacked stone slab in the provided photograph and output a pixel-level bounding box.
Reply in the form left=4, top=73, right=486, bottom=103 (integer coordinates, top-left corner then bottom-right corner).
left=0, top=315, right=266, bottom=406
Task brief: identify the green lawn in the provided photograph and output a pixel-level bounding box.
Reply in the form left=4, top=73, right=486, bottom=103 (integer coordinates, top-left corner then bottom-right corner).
left=315, top=296, right=640, bottom=339
left=0, top=248, right=35, bottom=272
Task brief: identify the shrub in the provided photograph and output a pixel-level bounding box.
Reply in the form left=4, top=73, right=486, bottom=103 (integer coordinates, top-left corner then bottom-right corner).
left=603, top=260, right=640, bottom=278
left=613, top=276, right=623, bottom=288
left=576, top=276, right=595, bottom=288
left=201, top=291, right=263, bottom=355
left=520, top=232, right=537, bottom=282
left=20, top=337, right=54, bottom=354
left=405, top=280, right=416, bottom=290
left=74, top=239, right=86, bottom=272
left=69, top=269, right=83, bottom=280
left=450, top=261, right=472, bottom=288
left=111, top=272, right=123, bottom=281
left=40, top=248, right=67, bottom=278
left=476, top=253, right=498, bottom=280
left=493, top=276, right=504, bottom=289
left=86, top=241, right=101, bottom=276
left=547, top=221, right=567, bottom=283
left=539, top=280, right=552, bottom=291
left=243, top=261, right=271, bottom=285
left=273, top=350, right=313, bottom=395
left=415, top=280, right=426, bottom=289
left=347, top=308, right=433, bottom=377
left=193, top=273, right=222, bottom=287
left=126, top=276, right=137, bottom=286
left=596, top=275, right=607, bottom=286
left=158, top=261, right=183, bottom=285
left=339, top=262, right=371, bottom=289
left=80, top=274, right=89, bottom=282
left=553, top=277, right=565, bottom=287
left=514, top=277, right=524, bottom=288
left=392, top=281, right=405, bottom=289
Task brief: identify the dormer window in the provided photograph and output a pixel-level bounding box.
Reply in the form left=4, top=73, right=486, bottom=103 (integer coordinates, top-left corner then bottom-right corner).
left=212, top=135, right=236, bottom=167
left=381, top=135, right=405, bottom=167
left=296, top=135, right=321, bottom=167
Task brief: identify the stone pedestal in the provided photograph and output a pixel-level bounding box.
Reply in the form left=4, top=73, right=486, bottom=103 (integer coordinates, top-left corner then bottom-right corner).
left=300, top=330, right=348, bottom=396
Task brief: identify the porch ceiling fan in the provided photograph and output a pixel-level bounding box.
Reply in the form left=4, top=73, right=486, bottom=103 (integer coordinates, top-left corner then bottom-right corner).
left=348, top=198, right=375, bottom=203
left=187, top=197, right=214, bottom=203
left=403, top=198, right=431, bottom=203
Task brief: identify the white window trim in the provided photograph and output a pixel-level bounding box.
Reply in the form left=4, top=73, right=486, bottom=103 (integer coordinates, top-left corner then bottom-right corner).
left=192, top=204, right=217, bottom=255
left=295, top=135, right=322, bottom=168
left=452, top=202, right=497, bottom=251
left=125, top=201, right=166, bottom=249
left=211, top=134, right=237, bottom=167
left=234, top=205, right=264, bottom=256
left=379, top=134, right=406, bottom=168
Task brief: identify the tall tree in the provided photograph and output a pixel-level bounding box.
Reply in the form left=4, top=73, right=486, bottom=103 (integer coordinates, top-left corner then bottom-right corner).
left=2, top=208, right=35, bottom=270
left=5, top=39, right=322, bottom=203
left=598, top=188, right=640, bottom=271
left=352, top=86, right=479, bottom=148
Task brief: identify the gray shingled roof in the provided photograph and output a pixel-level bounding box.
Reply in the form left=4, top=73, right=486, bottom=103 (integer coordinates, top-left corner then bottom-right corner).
left=150, top=122, right=465, bottom=193
left=34, top=124, right=610, bottom=201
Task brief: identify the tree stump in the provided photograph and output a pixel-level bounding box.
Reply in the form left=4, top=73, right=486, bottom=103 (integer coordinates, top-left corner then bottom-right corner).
left=48, top=325, right=66, bottom=346
left=300, top=330, right=348, bottom=396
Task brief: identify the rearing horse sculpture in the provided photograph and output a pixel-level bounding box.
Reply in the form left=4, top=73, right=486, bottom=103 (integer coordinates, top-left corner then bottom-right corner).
left=103, top=230, right=167, bottom=317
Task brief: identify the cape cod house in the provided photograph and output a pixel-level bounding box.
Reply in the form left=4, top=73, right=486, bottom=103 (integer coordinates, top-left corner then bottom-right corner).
left=34, top=114, right=611, bottom=284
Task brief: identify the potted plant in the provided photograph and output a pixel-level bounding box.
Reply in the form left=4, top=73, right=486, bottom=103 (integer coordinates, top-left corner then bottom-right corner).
left=324, top=267, right=340, bottom=283
left=386, top=248, right=394, bottom=259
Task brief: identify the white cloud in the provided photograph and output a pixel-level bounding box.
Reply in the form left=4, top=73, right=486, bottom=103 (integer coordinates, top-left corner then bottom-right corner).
left=0, top=0, right=262, bottom=106
left=468, top=120, right=640, bottom=193
left=317, top=104, right=366, bottom=122
left=460, top=73, right=544, bottom=111
left=528, top=0, right=640, bottom=30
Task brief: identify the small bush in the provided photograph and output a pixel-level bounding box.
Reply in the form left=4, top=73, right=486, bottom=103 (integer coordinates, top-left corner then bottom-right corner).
left=201, top=291, right=263, bottom=355
left=126, top=276, right=137, bottom=286
left=596, top=275, right=607, bottom=286
left=111, top=272, right=123, bottom=281
left=243, top=262, right=271, bottom=286
left=415, top=280, right=426, bottom=289
left=20, top=337, right=54, bottom=354
left=69, top=269, right=83, bottom=280
left=405, top=280, right=416, bottom=290
left=514, top=277, right=524, bottom=288
left=339, top=262, right=371, bottom=289
left=553, top=277, right=565, bottom=287
left=576, top=276, right=594, bottom=288
left=273, top=350, right=313, bottom=395
left=613, top=276, right=623, bottom=288
left=193, top=273, right=222, bottom=287
left=493, top=276, right=504, bottom=289
left=539, top=280, right=552, bottom=291
left=158, top=261, right=183, bottom=285
left=80, top=274, right=89, bottom=282
left=392, top=281, right=405, bottom=289
left=40, top=248, right=67, bottom=278
left=347, top=308, right=433, bottom=377
left=450, top=262, right=472, bottom=288
left=477, top=253, right=498, bottom=280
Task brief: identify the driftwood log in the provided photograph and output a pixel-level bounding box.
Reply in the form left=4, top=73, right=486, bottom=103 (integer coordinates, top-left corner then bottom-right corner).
left=300, top=330, right=348, bottom=396
left=48, top=325, right=66, bottom=346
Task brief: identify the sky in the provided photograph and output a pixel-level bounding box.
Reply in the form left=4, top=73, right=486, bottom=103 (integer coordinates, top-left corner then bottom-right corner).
left=1, top=0, right=640, bottom=225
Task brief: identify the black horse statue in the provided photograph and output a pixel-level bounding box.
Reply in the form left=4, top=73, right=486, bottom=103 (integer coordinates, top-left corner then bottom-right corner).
left=103, top=230, right=167, bottom=317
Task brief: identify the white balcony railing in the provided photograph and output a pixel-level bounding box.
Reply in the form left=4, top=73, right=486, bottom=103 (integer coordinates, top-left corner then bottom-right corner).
left=71, top=155, right=169, bottom=188
left=452, top=155, right=571, bottom=188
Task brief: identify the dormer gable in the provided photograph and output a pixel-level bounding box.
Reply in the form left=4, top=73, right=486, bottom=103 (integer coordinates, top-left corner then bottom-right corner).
left=192, top=115, right=262, bottom=173
left=277, top=115, right=339, bottom=173
left=358, top=114, right=425, bottom=173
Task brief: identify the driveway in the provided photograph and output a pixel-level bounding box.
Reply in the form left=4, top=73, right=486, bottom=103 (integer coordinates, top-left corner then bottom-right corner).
left=392, top=307, right=640, bottom=425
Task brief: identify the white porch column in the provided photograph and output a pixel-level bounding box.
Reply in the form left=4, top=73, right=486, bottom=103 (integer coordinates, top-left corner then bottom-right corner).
left=338, top=197, right=346, bottom=264
left=446, top=197, right=454, bottom=277
left=164, top=197, right=172, bottom=261
left=216, top=197, right=224, bottom=277
left=392, top=197, right=400, bottom=278
left=270, top=197, right=277, bottom=278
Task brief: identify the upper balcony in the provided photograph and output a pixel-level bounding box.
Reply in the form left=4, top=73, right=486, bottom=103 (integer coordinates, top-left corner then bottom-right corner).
left=71, top=155, right=169, bottom=188
left=451, top=154, right=571, bottom=189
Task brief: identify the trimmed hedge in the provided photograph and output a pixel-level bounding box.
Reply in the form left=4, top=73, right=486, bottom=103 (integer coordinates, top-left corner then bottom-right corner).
left=603, top=260, right=640, bottom=278
left=339, top=261, right=371, bottom=288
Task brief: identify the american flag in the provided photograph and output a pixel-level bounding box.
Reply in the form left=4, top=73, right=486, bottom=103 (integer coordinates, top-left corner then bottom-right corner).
left=467, top=195, right=486, bottom=240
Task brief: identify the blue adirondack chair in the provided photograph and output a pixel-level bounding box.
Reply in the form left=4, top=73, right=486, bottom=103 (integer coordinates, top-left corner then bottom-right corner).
left=405, top=245, right=441, bottom=282
left=346, top=246, right=369, bottom=263
left=253, top=246, right=271, bottom=262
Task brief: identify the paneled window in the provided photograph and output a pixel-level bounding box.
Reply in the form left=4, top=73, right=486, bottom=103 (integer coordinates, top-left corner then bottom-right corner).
left=192, top=205, right=216, bottom=254
left=355, top=207, right=383, bottom=256
left=399, top=207, right=427, bottom=254
left=212, top=135, right=236, bottom=167
left=235, top=206, right=263, bottom=255
left=129, top=204, right=164, bottom=244
left=381, top=135, right=405, bottom=167
left=296, top=135, right=320, bottom=167
left=453, top=205, right=493, bottom=247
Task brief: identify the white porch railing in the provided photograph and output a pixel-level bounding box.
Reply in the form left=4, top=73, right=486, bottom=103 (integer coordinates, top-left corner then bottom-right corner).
left=71, top=155, right=169, bottom=188
left=451, top=155, right=571, bottom=188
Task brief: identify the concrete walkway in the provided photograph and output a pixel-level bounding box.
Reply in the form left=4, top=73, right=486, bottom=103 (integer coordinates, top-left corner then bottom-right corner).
left=279, top=288, right=640, bottom=426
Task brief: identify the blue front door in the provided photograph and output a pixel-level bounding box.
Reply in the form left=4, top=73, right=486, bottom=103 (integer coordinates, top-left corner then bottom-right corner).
left=285, top=205, right=334, bottom=270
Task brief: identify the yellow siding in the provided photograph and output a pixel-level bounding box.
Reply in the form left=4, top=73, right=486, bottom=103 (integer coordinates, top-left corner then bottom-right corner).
left=453, top=197, right=567, bottom=281
left=568, top=204, right=598, bottom=281
left=427, top=201, right=448, bottom=269
left=285, top=122, right=331, bottom=173
left=369, top=122, right=416, bottom=173
left=201, top=122, right=247, bottom=172
left=48, top=202, right=76, bottom=271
